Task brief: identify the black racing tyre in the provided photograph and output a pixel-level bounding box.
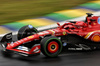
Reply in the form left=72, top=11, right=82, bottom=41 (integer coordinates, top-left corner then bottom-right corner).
left=17, top=25, right=38, bottom=40
left=41, top=36, right=62, bottom=57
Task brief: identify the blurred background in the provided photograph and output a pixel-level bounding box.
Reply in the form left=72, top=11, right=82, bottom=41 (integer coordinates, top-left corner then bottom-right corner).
left=0, top=0, right=92, bottom=24
left=0, top=0, right=97, bottom=34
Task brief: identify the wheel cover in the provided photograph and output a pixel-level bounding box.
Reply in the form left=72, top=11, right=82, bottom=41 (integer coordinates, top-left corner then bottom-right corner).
left=48, top=41, right=59, bottom=53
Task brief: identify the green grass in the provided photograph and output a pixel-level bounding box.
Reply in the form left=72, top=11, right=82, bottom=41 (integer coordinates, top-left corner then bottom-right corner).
left=0, top=0, right=92, bottom=25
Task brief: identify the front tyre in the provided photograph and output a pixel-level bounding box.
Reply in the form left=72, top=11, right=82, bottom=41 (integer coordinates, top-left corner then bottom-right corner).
left=41, top=36, right=62, bottom=57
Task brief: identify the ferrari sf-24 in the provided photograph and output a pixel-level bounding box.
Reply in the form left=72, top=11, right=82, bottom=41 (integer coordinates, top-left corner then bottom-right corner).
left=1, top=13, right=100, bottom=57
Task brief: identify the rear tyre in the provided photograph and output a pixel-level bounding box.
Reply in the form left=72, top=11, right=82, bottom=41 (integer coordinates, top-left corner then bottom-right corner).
left=41, top=36, right=62, bottom=57
left=17, top=25, right=38, bottom=40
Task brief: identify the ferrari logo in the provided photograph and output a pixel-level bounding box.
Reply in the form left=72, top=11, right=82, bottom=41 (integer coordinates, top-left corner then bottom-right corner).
left=63, top=32, right=66, bottom=35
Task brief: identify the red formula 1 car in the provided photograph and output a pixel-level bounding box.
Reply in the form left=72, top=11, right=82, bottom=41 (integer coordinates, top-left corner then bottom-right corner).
left=1, top=13, right=100, bottom=57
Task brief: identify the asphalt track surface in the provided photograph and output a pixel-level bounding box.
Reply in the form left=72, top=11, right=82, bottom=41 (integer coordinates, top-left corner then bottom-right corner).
left=0, top=35, right=100, bottom=66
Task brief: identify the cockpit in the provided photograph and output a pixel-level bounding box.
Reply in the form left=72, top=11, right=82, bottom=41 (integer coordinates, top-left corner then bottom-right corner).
left=57, top=13, right=99, bottom=31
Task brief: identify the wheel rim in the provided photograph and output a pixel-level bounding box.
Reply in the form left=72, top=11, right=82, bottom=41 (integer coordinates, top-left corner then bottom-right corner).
left=48, top=41, right=59, bottom=53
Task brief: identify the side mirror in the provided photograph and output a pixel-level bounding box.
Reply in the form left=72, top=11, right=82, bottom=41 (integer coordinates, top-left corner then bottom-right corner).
left=90, top=19, right=96, bottom=21
left=57, top=22, right=60, bottom=27
left=1, top=32, right=12, bottom=43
